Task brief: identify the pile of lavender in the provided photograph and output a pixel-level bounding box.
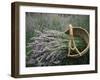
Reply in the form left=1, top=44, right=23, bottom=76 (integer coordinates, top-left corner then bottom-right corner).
left=26, top=29, right=69, bottom=67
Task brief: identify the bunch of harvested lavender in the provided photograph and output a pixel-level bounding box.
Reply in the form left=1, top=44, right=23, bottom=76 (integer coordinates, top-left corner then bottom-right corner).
left=26, top=29, right=69, bottom=66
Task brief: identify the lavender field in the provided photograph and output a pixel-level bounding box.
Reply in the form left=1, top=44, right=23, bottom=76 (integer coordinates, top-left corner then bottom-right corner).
left=25, top=12, right=89, bottom=67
